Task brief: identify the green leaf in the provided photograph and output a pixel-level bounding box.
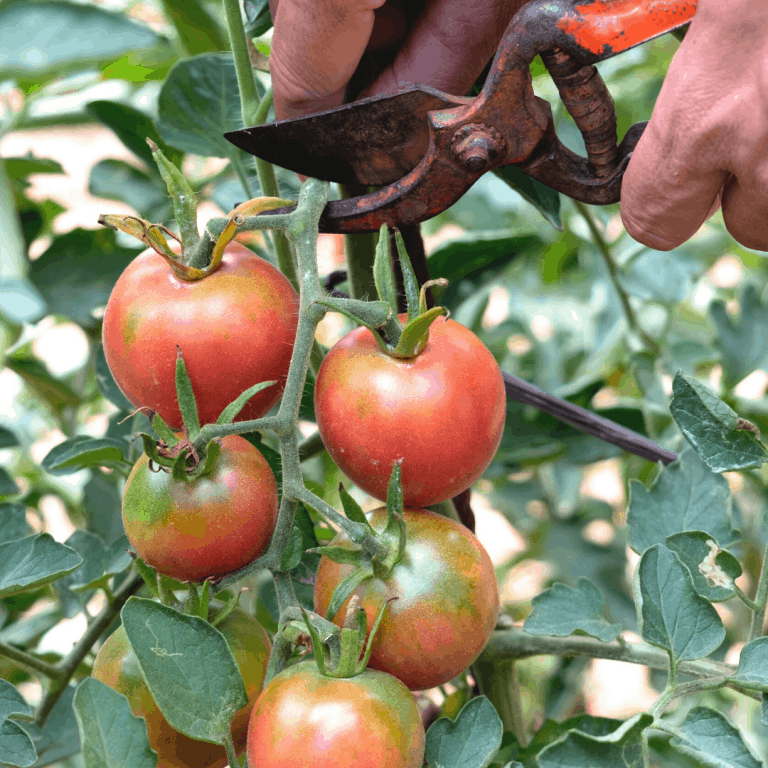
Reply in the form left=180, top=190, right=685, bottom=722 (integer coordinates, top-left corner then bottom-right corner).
left=157, top=0, right=226, bottom=55
left=627, top=448, right=738, bottom=555
left=244, top=0, right=273, bottom=37
left=0, top=534, right=82, bottom=598
left=537, top=713, right=652, bottom=768
left=93, top=343, right=133, bottom=414
left=619, top=248, right=703, bottom=304
left=73, top=678, right=157, bottom=768
left=280, top=526, right=305, bottom=572
left=425, top=697, right=503, bottom=768
left=88, top=160, right=171, bottom=221
left=42, top=436, right=128, bottom=475
left=121, top=597, right=247, bottom=744
left=0, top=278, right=47, bottom=325
left=157, top=53, right=254, bottom=158
left=670, top=372, right=767, bottom=472
left=4, top=155, right=64, bottom=180
left=491, top=166, right=562, bottom=229
left=21, top=684, right=80, bottom=767
left=0, top=680, right=34, bottom=722
left=28, top=229, right=141, bottom=330
left=664, top=531, right=741, bottom=602
left=711, top=284, right=768, bottom=387
left=5, top=353, right=82, bottom=413
left=0, top=468, right=20, bottom=497
left=0, top=502, right=37, bottom=546
left=524, top=577, right=622, bottom=643
left=670, top=707, right=762, bottom=768
left=0, top=428, right=19, bottom=450
left=0, top=718, right=36, bottom=768
left=86, top=100, right=183, bottom=169
left=728, top=637, right=768, bottom=692
left=634, top=544, right=725, bottom=661
left=83, top=473, right=125, bottom=545
left=0, top=2, right=161, bottom=78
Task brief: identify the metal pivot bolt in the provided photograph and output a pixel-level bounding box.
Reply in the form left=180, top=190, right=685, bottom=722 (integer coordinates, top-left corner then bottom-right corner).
left=451, top=123, right=506, bottom=173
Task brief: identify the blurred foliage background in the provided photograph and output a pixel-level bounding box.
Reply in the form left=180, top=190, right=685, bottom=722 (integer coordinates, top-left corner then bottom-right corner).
left=2, top=1, right=768, bottom=766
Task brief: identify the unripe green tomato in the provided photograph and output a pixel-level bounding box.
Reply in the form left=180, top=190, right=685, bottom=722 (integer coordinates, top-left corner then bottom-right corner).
left=247, top=661, right=425, bottom=767
left=92, top=607, right=271, bottom=768
left=122, top=434, right=278, bottom=582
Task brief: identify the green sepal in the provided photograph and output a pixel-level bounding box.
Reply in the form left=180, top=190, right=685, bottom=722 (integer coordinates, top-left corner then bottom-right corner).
left=216, top=379, right=277, bottom=425
left=339, top=484, right=373, bottom=530
left=153, top=414, right=178, bottom=446
left=301, top=606, right=330, bottom=676
left=393, top=229, right=419, bottom=322
left=133, top=556, right=160, bottom=598
left=390, top=305, right=447, bottom=358
left=357, top=599, right=394, bottom=673
left=325, top=565, right=374, bottom=622
left=171, top=449, right=190, bottom=482
left=312, top=297, right=392, bottom=332
left=197, top=440, right=221, bottom=478
left=372, top=461, right=407, bottom=578
left=310, top=545, right=366, bottom=567
left=385, top=459, right=404, bottom=517
left=419, top=278, right=449, bottom=315
left=184, top=582, right=200, bottom=615
left=373, top=224, right=398, bottom=311
left=198, top=579, right=211, bottom=620
left=148, top=139, right=199, bottom=252
left=281, top=526, right=305, bottom=571
left=135, top=432, right=174, bottom=470
left=209, top=589, right=243, bottom=627
left=175, top=346, right=201, bottom=438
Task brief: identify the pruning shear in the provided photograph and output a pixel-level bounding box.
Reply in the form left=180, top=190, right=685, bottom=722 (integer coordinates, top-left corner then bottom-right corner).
left=225, top=0, right=697, bottom=234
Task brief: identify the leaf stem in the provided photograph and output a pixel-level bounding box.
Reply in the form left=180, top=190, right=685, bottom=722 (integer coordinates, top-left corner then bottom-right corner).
left=749, top=540, right=768, bottom=641
left=734, top=584, right=761, bottom=613
left=473, top=658, right=527, bottom=745
left=35, top=572, right=144, bottom=727
left=221, top=731, right=242, bottom=768
left=0, top=640, right=59, bottom=679
left=573, top=200, right=659, bottom=354
left=222, top=0, right=261, bottom=127
left=341, top=185, right=378, bottom=301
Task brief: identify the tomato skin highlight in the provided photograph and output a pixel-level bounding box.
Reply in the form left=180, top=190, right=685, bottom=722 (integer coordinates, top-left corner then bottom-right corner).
left=102, top=242, right=299, bottom=428
left=122, top=434, right=277, bottom=582
left=314, top=315, right=506, bottom=506
left=93, top=607, right=271, bottom=768
left=247, top=661, right=425, bottom=768
left=314, top=507, right=499, bottom=691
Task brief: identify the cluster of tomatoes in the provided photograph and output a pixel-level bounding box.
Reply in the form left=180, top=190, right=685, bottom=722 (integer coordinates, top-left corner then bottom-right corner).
left=95, top=240, right=506, bottom=767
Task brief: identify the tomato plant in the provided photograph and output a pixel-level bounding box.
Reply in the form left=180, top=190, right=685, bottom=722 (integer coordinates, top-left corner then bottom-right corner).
left=122, top=434, right=278, bottom=581
left=92, top=606, right=271, bottom=768
left=102, top=241, right=299, bottom=428
left=247, top=661, right=425, bottom=767
left=314, top=315, right=506, bottom=506
left=314, top=507, right=499, bottom=691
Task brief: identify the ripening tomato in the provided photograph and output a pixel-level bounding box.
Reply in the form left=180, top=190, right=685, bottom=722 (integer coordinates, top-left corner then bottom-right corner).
left=102, top=242, right=299, bottom=428
left=247, top=661, right=425, bottom=768
left=122, top=435, right=277, bottom=582
left=93, top=606, right=271, bottom=768
left=314, top=315, right=505, bottom=506
left=314, top=507, right=499, bottom=691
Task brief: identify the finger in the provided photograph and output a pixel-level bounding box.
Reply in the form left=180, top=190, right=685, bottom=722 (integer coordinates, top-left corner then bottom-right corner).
left=269, top=0, right=386, bottom=119
left=361, top=0, right=525, bottom=99
left=721, top=170, right=768, bottom=251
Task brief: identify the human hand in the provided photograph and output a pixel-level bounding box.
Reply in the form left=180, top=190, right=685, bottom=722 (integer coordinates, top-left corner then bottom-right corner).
left=267, top=0, right=524, bottom=120
left=621, top=0, right=768, bottom=251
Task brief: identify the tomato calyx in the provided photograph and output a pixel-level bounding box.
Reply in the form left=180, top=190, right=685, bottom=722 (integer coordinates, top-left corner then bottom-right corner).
left=310, top=461, right=408, bottom=621
left=314, top=226, right=449, bottom=358
left=99, top=142, right=292, bottom=279
left=299, top=595, right=392, bottom=679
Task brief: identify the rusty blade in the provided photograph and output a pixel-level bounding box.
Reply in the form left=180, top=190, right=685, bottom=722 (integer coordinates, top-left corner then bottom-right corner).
left=224, top=84, right=471, bottom=186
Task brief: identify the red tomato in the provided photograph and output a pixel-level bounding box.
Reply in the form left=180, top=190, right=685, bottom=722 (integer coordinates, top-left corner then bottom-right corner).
left=314, top=315, right=506, bottom=506
left=314, top=507, right=499, bottom=691
left=93, top=607, right=271, bottom=768
left=102, top=242, right=299, bottom=428
left=122, top=434, right=277, bottom=581
left=247, top=661, right=425, bottom=768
